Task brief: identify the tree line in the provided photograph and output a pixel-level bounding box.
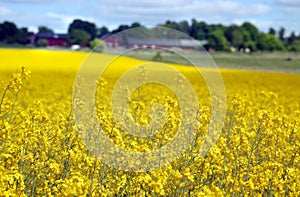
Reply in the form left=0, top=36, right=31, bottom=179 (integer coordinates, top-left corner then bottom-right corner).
left=0, top=19, right=300, bottom=52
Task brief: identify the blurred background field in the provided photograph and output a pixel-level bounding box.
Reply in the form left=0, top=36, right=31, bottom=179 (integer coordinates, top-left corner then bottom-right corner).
left=1, top=48, right=299, bottom=74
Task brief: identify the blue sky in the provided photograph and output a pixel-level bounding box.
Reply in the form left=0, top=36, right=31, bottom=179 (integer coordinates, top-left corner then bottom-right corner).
left=0, top=0, right=299, bottom=36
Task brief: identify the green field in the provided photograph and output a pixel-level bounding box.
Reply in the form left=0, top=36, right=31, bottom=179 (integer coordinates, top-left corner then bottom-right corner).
left=122, top=49, right=300, bottom=73
left=211, top=52, right=300, bottom=73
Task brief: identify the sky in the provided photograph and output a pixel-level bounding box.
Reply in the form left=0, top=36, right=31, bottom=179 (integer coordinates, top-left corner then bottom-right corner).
left=0, top=0, right=299, bottom=36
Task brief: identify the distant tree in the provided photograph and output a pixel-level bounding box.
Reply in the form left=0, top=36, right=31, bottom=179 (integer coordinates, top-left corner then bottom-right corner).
left=38, top=26, right=54, bottom=34
left=0, top=23, right=4, bottom=41
left=256, top=33, right=268, bottom=50
left=89, top=38, right=105, bottom=52
left=190, top=19, right=209, bottom=40
left=288, top=40, right=300, bottom=51
left=225, top=25, right=244, bottom=48
left=153, top=51, right=163, bottom=62
left=198, top=21, right=210, bottom=40
left=256, top=33, right=284, bottom=51
left=278, top=27, right=285, bottom=41
left=287, top=31, right=296, bottom=45
left=208, top=29, right=229, bottom=51
left=68, top=19, right=97, bottom=39
left=189, top=19, right=198, bottom=38
left=241, top=22, right=259, bottom=42
left=162, top=20, right=179, bottom=32
left=111, top=24, right=130, bottom=34
left=265, top=34, right=285, bottom=51
left=268, top=28, right=276, bottom=35
left=244, top=41, right=257, bottom=51
left=241, top=28, right=251, bottom=43
left=210, top=24, right=227, bottom=33
left=162, top=20, right=190, bottom=35
left=0, top=21, right=18, bottom=43
left=67, top=29, right=89, bottom=46
left=131, top=22, right=143, bottom=28
left=36, top=39, right=48, bottom=47
left=97, top=26, right=109, bottom=37
left=178, top=20, right=190, bottom=35
left=17, top=27, right=30, bottom=44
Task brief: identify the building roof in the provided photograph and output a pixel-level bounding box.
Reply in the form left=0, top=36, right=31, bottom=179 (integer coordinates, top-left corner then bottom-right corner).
left=127, top=38, right=207, bottom=48
left=36, top=32, right=68, bottom=39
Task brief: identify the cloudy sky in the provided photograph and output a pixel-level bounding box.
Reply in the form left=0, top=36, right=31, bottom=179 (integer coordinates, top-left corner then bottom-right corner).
left=0, top=0, right=299, bottom=35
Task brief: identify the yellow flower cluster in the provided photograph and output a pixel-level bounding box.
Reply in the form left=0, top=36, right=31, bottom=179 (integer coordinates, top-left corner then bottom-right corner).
left=0, top=49, right=299, bottom=196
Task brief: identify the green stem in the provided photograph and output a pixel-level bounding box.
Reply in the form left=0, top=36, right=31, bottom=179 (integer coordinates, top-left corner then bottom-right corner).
left=0, top=85, right=10, bottom=113
left=9, top=90, right=20, bottom=122
left=246, top=121, right=262, bottom=181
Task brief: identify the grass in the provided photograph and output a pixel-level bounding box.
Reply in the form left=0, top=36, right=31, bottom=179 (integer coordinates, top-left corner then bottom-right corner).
left=211, top=52, right=300, bottom=73
left=121, top=48, right=300, bottom=74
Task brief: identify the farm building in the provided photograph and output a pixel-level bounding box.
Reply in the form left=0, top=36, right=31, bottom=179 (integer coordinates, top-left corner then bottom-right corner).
left=101, top=34, right=207, bottom=50
left=127, top=38, right=207, bottom=50
left=35, top=32, right=70, bottom=47
left=100, top=33, right=122, bottom=48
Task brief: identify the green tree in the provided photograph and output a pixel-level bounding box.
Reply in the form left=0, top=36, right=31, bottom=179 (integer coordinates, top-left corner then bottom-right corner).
left=256, top=33, right=284, bottom=51
left=38, top=26, right=54, bottom=34
left=208, top=29, right=229, bottom=51
left=265, top=34, right=285, bottom=51
left=68, top=19, right=97, bottom=39
left=268, top=27, right=276, bottom=35
left=241, top=28, right=251, bottom=43
left=67, top=29, right=89, bottom=46
left=17, top=27, right=30, bottom=44
left=256, top=33, right=267, bottom=50
left=163, top=20, right=190, bottom=35
left=36, top=39, right=48, bottom=47
left=189, top=19, right=198, bottom=38
left=89, top=38, right=105, bottom=52
left=178, top=20, right=190, bottom=35
left=225, top=25, right=244, bottom=48
left=287, top=32, right=296, bottom=45
left=244, top=41, right=256, bottom=51
left=288, top=40, right=300, bottom=51
left=0, top=21, right=18, bottom=43
left=131, top=22, right=143, bottom=28
left=241, top=22, right=259, bottom=42
left=190, top=19, right=209, bottom=40
left=112, top=24, right=130, bottom=34
left=278, top=27, right=285, bottom=41
left=197, top=21, right=209, bottom=40
left=97, top=26, right=109, bottom=37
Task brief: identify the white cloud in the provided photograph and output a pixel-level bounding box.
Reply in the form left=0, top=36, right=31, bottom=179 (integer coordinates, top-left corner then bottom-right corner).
left=45, top=12, right=103, bottom=32
left=0, top=0, right=299, bottom=34
left=94, top=0, right=272, bottom=28
left=0, top=6, right=101, bottom=33
left=97, top=0, right=271, bottom=18
left=100, top=0, right=187, bottom=7
left=276, top=0, right=300, bottom=6
left=275, top=0, right=300, bottom=13
left=233, top=19, right=275, bottom=32
left=0, top=0, right=82, bottom=3
left=0, top=6, right=14, bottom=17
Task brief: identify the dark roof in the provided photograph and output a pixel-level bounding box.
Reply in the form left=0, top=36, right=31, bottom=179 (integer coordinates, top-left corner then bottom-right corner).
left=100, top=33, right=208, bottom=48
left=56, top=33, right=67, bottom=39
left=127, top=38, right=207, bottom=47
left=36, top=32, right=68, bottom=39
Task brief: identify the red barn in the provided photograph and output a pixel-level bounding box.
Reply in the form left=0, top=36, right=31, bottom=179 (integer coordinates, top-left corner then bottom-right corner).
left=101, top=33, right=207, bottom=51
left=35, top=32, right=70, bottom=47
left=100, top=33, right=122, bottom=48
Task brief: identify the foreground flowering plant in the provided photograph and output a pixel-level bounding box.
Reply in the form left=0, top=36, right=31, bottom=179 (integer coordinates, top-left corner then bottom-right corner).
left=0, top=50, right=299, bottom=196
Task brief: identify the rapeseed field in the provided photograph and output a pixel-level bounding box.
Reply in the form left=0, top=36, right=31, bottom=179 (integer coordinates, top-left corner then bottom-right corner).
left=0, top=49, right=299, bottom=196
